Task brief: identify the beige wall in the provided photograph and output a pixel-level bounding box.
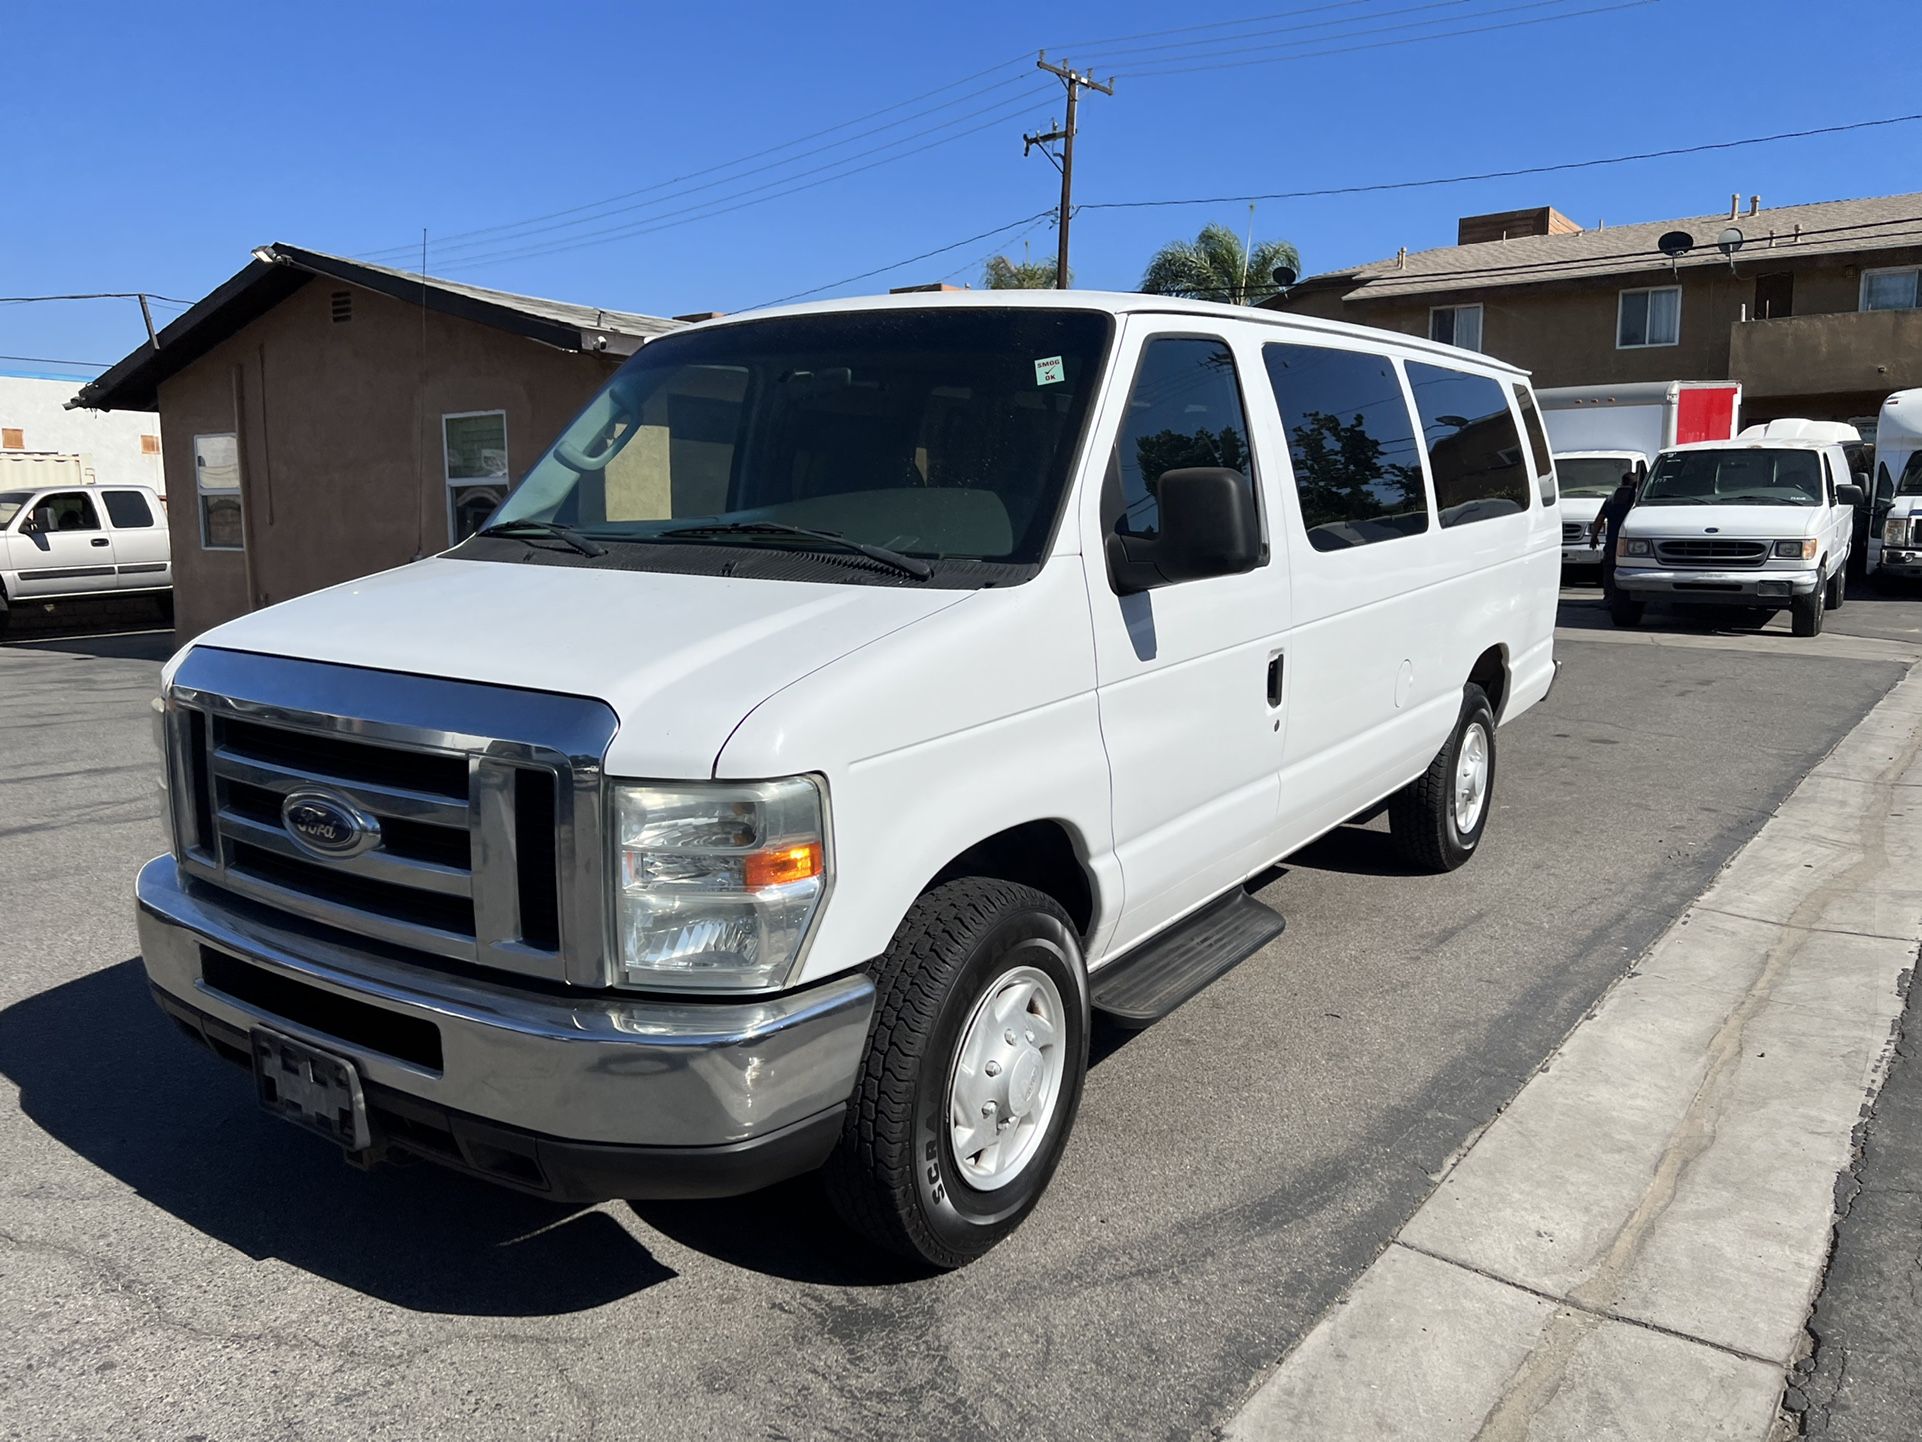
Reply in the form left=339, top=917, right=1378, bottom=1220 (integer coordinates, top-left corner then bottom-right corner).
left=1274, top=247, right=1922, bottom=416
left=156, top=280, right=619, bottom=640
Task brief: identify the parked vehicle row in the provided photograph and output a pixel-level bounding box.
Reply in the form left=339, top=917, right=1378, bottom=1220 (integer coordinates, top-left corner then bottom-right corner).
left=0, top=482, right=172, bottom=633
left=134, top=292, right=1560, bottom=1266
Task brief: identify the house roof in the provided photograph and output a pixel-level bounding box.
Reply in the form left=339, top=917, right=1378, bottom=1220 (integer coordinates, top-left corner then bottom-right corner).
left=1287, top=192, right=1922, bottom=305
left=70, top=244, right=682, bottom=412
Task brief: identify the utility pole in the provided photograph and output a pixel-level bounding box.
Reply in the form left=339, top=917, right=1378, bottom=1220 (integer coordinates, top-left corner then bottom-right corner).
left=1023, top=53, right=1113, bottom=290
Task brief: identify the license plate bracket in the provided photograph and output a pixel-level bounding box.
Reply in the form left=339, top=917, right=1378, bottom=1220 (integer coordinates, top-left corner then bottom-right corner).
left=251, top=1027, right=372, bottom=1152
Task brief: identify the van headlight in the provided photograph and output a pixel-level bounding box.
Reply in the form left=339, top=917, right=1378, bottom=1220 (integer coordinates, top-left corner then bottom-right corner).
left=612, top=777, right=829, bottom=990
left=1619, top=538, right=1652, bottom=557
left=1772, top=538, right=1819, bottom=559
left=1885, top=516, right=1908, bottom=546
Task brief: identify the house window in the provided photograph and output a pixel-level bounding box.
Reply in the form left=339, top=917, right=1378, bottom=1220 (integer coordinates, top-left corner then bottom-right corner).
left=443, top=410, right=510, bottom=543
left=1860, top=267, right=1921, bottom=312
left=1428, top=303, right=1483, bottom=352
left=139, top=434, right=161, bottom=455
left=1, top=428, right=22, bottom=449
left=1617, top=286, right=1680, bottom=348
left=193, top=433, right=244, bottom=549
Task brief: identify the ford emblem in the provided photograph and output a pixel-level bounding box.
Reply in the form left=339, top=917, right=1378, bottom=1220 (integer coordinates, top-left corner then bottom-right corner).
left=1704, top=526, right=1719, bottom=533
left=280, top=789, right=381, bottom=860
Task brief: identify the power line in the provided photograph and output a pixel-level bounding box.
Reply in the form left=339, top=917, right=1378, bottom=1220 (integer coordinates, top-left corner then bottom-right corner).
left=1051, top=0, right=1391, bottom=52
left=0, top=354, right=113, bottom=369
left=0, top=291, right=195, bottom=305
left=1072, top=0, right=1470, bottom=63
left=753, top=210, right=1059, bottom=308
left=1084, top=113, right=1922, bottom=211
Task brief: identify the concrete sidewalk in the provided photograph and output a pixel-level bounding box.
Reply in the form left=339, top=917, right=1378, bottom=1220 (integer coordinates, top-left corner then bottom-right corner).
left=1227, top=670, right=1922, bottom=1441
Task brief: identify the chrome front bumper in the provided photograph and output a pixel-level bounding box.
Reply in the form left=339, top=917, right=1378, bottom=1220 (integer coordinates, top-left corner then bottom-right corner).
left=1614, top=566, right=1820, bottom=601
left=1560, top=544, right=1604, bottom=567
left=136, top=856, right=875, bottom=1197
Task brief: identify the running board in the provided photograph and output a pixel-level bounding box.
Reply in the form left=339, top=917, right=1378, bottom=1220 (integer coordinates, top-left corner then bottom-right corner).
left=1090, top=891, right=1285, bottom=1028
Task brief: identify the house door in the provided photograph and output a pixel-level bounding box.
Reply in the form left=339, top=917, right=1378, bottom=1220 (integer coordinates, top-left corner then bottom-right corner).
left=1754, top=272, right=1794, bottom=320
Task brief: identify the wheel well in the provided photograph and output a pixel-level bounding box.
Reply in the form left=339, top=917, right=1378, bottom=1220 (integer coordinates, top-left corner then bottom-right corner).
left=931, top=820, right=1095, bottom=938
left=1469, top=645, right=1508, bottom=720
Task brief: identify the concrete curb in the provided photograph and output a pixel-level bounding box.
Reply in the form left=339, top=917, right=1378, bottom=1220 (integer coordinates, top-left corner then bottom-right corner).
left=1225, top=670, right=1922, bottom=1441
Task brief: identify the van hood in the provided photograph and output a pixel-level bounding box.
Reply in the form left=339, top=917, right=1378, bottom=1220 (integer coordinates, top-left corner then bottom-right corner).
left=1621, top=503, right=1821, bottom=540
left=186, top=556, right=971, bottom=777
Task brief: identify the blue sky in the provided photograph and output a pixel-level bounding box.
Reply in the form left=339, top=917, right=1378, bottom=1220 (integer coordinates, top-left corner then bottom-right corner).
left=4, top=0, right=1914, bottom=382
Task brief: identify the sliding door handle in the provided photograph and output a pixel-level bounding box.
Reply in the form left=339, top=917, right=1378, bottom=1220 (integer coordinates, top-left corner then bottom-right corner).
left=1266, top=652, right=1285, bottom=708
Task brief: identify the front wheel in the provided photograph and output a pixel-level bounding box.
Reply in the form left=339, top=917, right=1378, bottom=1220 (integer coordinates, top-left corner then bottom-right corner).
left=1389, top=683, right=1497, bottom=873
left=825, top=878, right=1089, bottom=1269
left=1792, top=584, right=1826, bottom=636
left=1608, top=593, right=1644, bottom=628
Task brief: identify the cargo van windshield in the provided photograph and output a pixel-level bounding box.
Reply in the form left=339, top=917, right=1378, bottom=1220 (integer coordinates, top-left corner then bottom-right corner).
left=1639, top=447, right=1823, bottom=507
left=470, top=307, right=1112, bottom=584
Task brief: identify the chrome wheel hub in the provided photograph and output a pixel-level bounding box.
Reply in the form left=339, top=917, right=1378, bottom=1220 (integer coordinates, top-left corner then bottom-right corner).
left=947, top=965, right=1064, bottom=1191
left=1455, top=721, right=1490, bottom=834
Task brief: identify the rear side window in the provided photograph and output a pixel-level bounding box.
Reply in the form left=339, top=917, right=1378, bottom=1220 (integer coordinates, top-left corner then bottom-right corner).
left=1262, top=342, right=1427, bottom=551
left=1405, top=363, right=1531, bottom=528
left=1111, top=337, right=1252, bottom=540
left=1512, top=384, right=1557, bottom=506
left=102, top=490, right=155, bottom=528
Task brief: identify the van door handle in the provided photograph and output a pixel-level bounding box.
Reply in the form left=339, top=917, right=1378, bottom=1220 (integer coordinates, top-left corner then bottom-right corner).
left=1267, top=652, right=1285, bottom=708
left=90, top=537, right=110, bottom=547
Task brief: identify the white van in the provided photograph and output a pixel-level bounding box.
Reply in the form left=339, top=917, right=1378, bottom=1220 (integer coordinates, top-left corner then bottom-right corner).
left=1612, top=435, right=1862, bottom=636
left=134, top=293, right=1559, bottom=1267
left=1870, top=390, right=1922, bottom=583
left=1553, top=449, right=1645, bottom=573
left=0, top=482, right=172, bottom=633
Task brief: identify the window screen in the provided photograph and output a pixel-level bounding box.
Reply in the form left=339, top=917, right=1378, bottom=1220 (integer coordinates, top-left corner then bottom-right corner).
left=1405, top=363, right=1531, bottom=528
left=1112, top=337, right=1251, bottom=540
left=102, top=490, right=155, bottom=528
left=1263, top=342, right=1427, bottom=551
left=1512, top=384, right=1557, bottom=506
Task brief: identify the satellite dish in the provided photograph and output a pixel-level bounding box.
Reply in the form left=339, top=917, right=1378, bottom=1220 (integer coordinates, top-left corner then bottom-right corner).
left=1717, top=226, right=1745, bottom=256
left=1657, top=229, right=1694, bottom=258
left=1270, top=263, right=1298, bottom=291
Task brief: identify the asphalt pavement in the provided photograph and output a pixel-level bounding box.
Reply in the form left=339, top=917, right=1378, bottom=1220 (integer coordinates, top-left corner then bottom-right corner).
left=2, top=584, right=1919, bottom=1441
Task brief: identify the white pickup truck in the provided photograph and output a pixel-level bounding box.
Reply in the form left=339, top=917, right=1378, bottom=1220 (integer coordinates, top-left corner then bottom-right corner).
left=1611, top=436, right=1862, bottom=636
left=0, top=482, right=172, bottom=633
left=135, top=292, right=1558, bottom=1267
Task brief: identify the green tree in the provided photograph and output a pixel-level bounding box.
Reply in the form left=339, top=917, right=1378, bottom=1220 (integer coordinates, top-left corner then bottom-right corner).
left=1139, top=222, right=1302, bottom=306
left=984, top=254, right=1063, bottom=289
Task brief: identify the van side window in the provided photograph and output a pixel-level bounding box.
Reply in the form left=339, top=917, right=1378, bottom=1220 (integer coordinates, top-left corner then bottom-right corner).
left=1112, top=337, right=1251, bottom=540
left=1512, top=384, right=1557, bottom=506
left=1261, top=342, right=1427, bottom=552
left=102, top=490, right=156, bottom=528
left=1405, top=363, right=1531, bottom=528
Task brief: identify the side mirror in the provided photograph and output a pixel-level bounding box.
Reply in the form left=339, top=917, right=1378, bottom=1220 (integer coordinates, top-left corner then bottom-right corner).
left=1107, top=467, right=1262, bottom=594
left=1836, top=482, right=1866, bottom=508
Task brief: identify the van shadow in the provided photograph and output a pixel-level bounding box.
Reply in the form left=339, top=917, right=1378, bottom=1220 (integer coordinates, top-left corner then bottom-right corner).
left=1282, top=825, right=1429, bottom=879
left=0, top=960, right=674, bottom=1315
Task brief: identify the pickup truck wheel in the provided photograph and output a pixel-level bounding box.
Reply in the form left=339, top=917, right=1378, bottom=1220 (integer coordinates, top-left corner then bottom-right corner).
left=1389, top=684, right=1496, bottom=873
left=825, top=878, right=1088, bottom=1269
left=1792, top=585, right=1826, bottom=637
left=1608, top=594, right=1643, bottom=628
left=1824, top=567, right=1846, bottom=611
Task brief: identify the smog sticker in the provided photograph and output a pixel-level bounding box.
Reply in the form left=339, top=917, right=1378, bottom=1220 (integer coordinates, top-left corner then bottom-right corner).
left=1033, top=355, right=1065, bottom=386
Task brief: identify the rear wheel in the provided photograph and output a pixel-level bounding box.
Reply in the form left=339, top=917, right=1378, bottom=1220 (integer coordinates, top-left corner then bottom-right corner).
left=825, top=878, right=1089, bottom=1269
left=1608, top=593, right=1644, bottom=628
left=1389, top=684, right=1496, bottom=873
left=156, top=592, right=175, bottom=627
left=1792, top=584, right=1826, bottom=636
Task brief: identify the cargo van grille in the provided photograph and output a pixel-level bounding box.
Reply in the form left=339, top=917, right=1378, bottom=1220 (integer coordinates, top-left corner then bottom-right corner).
left=164, top=649, right=617, bottom=987
left=1654, top=538, right=1769, bottom=568
left=1561, top=521, right=1585, bottom=543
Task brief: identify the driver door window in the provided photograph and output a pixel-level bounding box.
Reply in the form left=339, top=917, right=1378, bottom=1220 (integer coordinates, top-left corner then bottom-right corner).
left=33, top=491, right=101, bottom=532
left=1111, top=337, right=1254, bottom=543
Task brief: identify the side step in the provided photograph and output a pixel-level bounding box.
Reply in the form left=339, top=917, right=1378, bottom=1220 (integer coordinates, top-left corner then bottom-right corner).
left=1090, top=890, right=1285, bottom=1028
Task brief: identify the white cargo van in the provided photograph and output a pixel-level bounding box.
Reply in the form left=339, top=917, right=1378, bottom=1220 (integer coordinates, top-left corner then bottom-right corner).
left=135, top=293, right=1559, bottom=1266
left=1612, top=435, right=1862, bottom=636
left=1870, top=390, right=1922, bottom=583
left=1553, top=450, right=1645, bottom=574
left=0, top=482, right=172, bottom=633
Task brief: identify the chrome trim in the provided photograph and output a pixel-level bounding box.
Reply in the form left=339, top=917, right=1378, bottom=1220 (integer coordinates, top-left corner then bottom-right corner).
left=166, top=647, right=619, bottom=987
left=218, top=809, right=470, bottom=895
left=1651, top=537, right=1769, bottom=569
left=136, top=856, right=875, bottom=1147
left=1615, top=565, right=1821, bottom=597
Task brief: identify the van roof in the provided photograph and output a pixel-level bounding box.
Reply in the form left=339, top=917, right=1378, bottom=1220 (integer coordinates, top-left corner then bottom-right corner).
left=1666, top=437, right=1842, bottom=455
left=700, top=288, right=1532, bottom=379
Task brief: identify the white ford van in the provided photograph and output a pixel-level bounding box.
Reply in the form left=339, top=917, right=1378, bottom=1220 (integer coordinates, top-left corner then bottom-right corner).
left=136, top=293, right=1559, bottom=1266
left=1553, top=450, right=1646, bottom=573
left=1871, top=389, right=1922, bottom=583
left=1611, top=435, right=1862, bottom=636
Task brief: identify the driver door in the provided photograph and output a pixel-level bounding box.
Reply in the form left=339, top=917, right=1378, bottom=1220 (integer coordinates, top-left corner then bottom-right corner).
left=12, top=490, right=118, bottom=596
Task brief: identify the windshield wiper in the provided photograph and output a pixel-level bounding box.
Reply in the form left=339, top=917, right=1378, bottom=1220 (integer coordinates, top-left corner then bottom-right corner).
left=659, top=521, right=933, bottom=580
left=475, top=519, right=607, bottom=557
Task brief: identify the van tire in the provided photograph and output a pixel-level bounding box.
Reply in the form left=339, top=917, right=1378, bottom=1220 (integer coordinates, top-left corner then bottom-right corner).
left=1389, top=684, right=1497, bottom=874
left=1824, top=567, right=1845, bottom=611
left=824, top=878, right=1089, bottom=1270
left=1608, top=594, right=1643, bottom=628
left=1792, top=585, right=1826, bottom=637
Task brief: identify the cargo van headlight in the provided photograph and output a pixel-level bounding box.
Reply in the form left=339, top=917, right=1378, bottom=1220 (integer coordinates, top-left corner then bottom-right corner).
left=612, top=777, right=829, bottom=990
left=1772, top=538, right=1819, bottom=560
left=1883, top=516, right=1907, bottom=546
left=1619, top=538, right=1652, bottom=557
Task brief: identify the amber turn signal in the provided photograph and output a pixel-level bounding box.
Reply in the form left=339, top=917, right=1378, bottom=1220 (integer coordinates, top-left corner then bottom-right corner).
left=744, top=842, right=824, bottom=889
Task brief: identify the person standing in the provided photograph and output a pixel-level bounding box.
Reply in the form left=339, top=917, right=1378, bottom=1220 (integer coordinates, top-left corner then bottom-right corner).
left=1589, top=468, right=1641, bottom=602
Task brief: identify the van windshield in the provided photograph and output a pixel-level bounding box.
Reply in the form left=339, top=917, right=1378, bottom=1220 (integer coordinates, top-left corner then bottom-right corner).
left=1639, top=447, right=1824, bottom=507
left=474, top=307, right=1112, bottom=583
left=1556, top=457, right=1636, bottom=499
left=0, top=491, right=30, bottom=529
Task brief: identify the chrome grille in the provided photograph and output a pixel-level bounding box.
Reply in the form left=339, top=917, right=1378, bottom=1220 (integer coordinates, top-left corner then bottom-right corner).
left=1562, top=521, right=1585, bottom=543
left=164, top=647, right=618, bottom=987
left=1653, top=538, right=1769, bottom=568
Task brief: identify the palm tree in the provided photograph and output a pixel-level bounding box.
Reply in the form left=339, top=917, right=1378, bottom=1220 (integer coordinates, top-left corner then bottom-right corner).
left=984, top=254, right=1063, bottom=289
left=1140, top=223, right=1301, bottom=306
